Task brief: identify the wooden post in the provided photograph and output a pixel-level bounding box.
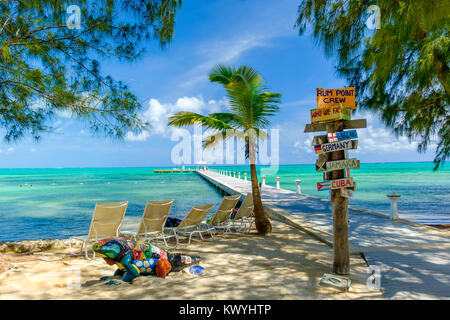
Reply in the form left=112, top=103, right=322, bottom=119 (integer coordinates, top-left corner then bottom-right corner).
left=326, top=120, right=350, bottom=275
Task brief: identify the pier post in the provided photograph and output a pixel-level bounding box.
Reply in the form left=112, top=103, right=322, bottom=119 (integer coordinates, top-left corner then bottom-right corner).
left=295, top=179, right=302, bottom=194
left=326, top=121, right=350, bottom=275
left=387, top=192, right=401, bottom=220
left=244, top=173, right=247, bottom=181
left=276, top=177, right=280, bottom=189
left=262, top=175, right=266, bottom=186
left=238, top=172, right=241, bottom=179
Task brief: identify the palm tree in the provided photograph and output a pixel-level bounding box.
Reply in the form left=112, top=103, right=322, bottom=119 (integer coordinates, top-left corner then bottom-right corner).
left=168, top=65, right=281, bottom=235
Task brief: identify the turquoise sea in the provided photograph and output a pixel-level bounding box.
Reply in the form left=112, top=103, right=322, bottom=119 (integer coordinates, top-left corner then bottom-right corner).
left=0, top=162, right=449, bottom=242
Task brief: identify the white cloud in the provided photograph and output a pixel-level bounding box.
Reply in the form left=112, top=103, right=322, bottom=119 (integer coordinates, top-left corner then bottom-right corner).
left=125, top=96, right=228, bottom=142
left=30, top=148, right=36, bottom=153
left=178, top=34, right=279, bottom=89
left=0, top=147, right=15, bottom=155
left=124, top=130, right=151, bottom=142
left=56, top=109, right=73, bottom=118
left=290, top=111, right=432, bottom=156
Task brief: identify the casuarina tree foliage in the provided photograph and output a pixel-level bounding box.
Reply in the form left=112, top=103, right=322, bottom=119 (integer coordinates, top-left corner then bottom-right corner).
left=0, top=0, right=181, bottom=141
left=295, top=0, right=449, bottom=169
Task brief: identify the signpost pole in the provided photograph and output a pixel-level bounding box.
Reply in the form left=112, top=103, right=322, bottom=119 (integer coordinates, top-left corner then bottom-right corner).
left=326, top=121, right=350, bottom=275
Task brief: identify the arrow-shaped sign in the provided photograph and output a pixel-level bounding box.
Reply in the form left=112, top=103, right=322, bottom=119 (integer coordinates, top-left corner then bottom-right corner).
left=315, top=158, right=360, bottom=172
left=336, top=130, right=358, bottom=141
left=317, top=181, right=331, bottom=191
left=317, top=177, right=354, bottom=191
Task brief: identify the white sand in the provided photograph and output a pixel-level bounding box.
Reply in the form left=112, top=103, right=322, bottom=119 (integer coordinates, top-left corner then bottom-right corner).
left=0, top=220, right=384, bottom=300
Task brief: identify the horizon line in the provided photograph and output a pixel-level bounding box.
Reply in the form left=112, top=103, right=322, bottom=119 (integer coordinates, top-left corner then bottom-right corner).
left=0, top=160, right=438, bottom=170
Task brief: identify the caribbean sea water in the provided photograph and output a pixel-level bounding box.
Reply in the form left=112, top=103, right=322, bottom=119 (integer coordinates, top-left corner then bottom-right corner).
left=0, top=162, right=448, bottom=241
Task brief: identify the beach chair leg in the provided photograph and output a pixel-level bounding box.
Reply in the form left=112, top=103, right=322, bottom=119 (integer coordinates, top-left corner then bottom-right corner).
left=188, top=233, right=194, bottom=246
left=247, top=220, right=254, bottom=233
left=167, top=229, right=179, bottom=248
left=68, top=238, right=76, bottom=256
left=175, top=230, right=180, bottom=248
left=162, top=234, right=174, bottom=249
left=84, top=240, right=96, bottom=260
left=79, top=240, right=85, bottom=256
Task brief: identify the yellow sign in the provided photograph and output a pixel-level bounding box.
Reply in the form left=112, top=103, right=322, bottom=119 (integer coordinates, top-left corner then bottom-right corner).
left=310, top=105, right=351, bottom=124
left=316, top=87, right=356, bottom=109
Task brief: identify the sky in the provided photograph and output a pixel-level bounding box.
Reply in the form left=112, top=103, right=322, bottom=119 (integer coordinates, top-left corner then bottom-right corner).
left=0, top=0, right=438, bottom=168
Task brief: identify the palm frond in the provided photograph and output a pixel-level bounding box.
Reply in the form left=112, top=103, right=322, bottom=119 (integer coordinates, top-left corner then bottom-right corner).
left=209, top=65, right=236, bottom=86
left=208, top=112, right=245, bottom=128
left=168, top=111, right=234, bottom=131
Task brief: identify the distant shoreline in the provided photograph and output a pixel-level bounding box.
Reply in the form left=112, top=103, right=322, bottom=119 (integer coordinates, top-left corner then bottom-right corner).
left=0, top=160, right=439, bottom=170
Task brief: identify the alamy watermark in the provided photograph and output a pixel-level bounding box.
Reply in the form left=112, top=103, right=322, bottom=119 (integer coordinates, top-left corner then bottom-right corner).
left=366, top=265, right=381, bottom=290
left=7, top=266, right=81, bottom=292
left=366, top=5, right=381, bottom=30
left=66, top=5, right=81, bottom=30
left=170, top=122, right=279, bottom=175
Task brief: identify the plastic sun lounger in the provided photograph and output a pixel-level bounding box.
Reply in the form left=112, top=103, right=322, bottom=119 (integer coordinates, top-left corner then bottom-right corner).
left=69, top=201, right=128, bottom=259
left=229, top=193, right=254, bottom=233
left=164, top=204, right=215, bottom=248
left=121, top=200, right=174, bottom=247
left=208, top=194, right=241, bottom=234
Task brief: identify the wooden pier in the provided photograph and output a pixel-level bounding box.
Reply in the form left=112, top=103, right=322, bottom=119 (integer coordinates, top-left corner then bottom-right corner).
left=153, top=169, right=197, bottom=173
left=195, top=169, right=450, bottom=299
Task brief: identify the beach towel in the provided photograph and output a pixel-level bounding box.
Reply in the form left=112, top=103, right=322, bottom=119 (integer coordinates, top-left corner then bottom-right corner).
left=165, top=217, right=182, bottom=228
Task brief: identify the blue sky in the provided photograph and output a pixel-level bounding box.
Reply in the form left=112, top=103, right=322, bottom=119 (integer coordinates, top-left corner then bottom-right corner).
left=0, top=0, right=438, bottom=168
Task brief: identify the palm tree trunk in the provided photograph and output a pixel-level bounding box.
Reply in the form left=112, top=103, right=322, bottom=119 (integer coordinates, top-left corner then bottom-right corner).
left=249, top=163, right=272, bottom=235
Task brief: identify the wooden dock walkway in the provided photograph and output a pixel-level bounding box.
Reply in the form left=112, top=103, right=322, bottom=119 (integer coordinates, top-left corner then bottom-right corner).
left=196, top=169, right=450, bottom=299
left=153, top=169, right=197, bottom=173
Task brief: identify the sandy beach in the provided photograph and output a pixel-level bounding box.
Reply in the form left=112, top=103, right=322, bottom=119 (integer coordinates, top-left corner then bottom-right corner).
left=0, top=220, right=384, bottom=300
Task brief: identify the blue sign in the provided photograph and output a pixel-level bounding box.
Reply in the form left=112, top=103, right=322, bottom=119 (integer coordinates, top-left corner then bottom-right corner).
left=336, top=130, right=358, bottom=141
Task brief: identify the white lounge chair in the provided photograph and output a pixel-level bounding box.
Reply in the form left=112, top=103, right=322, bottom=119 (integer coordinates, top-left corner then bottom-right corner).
left=229, top=193, right=254, bottom=233
left=70, top=201, right=128, bottom=259
left=207, top=194, right=241, bottom=234
left=165, top=204, right=215, bottom=247
left=121, top=200, right=173, bottom=247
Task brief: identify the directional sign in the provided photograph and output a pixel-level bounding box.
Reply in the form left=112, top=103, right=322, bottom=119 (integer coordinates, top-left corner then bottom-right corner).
left=304, top=119, right=367, bottom=133
left=314, top=140, right=358, bottom=154
left=310, top=105, right=351, bottom=124
left=317, top=177, right=354, bottom=191
left=316, top=87, right=356, bottom=110
left=315, top=158, right=360, bottom=172
left=327, top=130, right=358, bottom=143
left=322, top=168, right=351, bottom=181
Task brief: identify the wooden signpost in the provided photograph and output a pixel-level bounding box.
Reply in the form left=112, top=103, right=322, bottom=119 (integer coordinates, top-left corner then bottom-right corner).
left=304, top=87, right=366, bottom=276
